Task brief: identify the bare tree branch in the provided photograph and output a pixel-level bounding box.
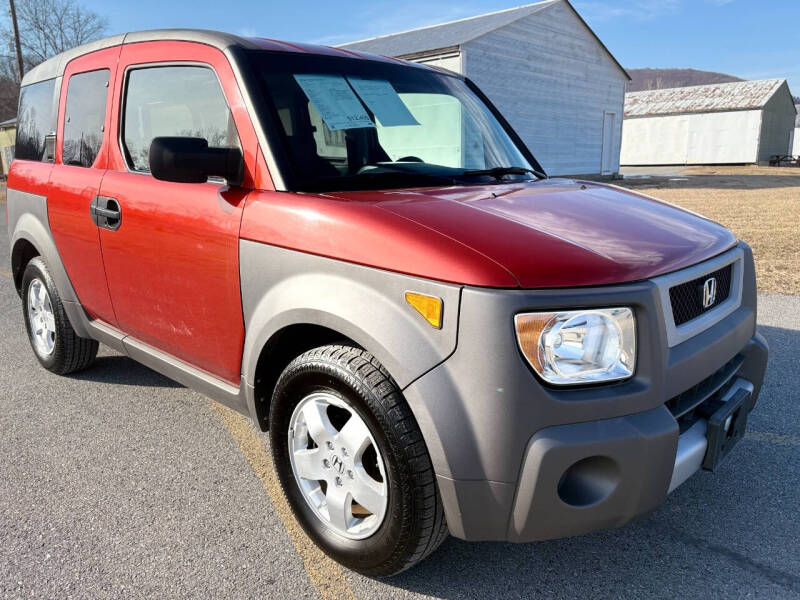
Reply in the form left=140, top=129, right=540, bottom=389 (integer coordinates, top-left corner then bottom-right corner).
left=0, top=0, right=108, bottom=120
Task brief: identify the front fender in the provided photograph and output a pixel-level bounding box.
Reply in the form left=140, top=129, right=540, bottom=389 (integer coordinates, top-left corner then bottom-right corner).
left=239, top=240, right=461, bottom=390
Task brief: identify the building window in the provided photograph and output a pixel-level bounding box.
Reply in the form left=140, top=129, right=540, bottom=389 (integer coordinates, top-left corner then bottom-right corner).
left=63, top=69, right=110, bottom=168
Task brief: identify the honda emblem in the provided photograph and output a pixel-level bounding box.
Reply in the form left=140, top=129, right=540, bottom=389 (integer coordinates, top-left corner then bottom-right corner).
left=702, top=277, right=717, bottom=309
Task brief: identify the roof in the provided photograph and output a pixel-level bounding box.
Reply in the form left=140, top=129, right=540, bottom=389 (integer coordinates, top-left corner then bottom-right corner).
left=0, top=118, right=16, bottom=128
left=340, top=1, right=558, bottom=55
left=339, top=0, right=630, bottom=79
left=21, top=29, right=427, bottom=87
left=624, top=78, right=790, bottom=118
left=796, top=105, right=800, bottom=127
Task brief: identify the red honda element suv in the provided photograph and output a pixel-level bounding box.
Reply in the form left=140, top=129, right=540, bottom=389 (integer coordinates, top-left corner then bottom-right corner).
left=6, top=30, right=768, bottom=576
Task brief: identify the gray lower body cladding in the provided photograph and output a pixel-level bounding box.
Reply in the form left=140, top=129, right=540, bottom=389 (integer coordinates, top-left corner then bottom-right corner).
left=404, top=242, right=767, bottom=542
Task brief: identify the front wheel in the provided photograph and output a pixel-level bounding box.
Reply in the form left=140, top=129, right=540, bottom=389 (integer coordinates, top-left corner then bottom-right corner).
left=269, top=345, right=448, bottom=577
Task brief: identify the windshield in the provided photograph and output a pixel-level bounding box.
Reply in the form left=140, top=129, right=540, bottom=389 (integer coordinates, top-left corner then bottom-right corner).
left=245, top=51, right=543, bottom=192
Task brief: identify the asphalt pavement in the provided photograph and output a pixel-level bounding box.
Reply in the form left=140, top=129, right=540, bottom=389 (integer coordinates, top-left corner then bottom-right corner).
left=1, top=220, right=799, bottom=600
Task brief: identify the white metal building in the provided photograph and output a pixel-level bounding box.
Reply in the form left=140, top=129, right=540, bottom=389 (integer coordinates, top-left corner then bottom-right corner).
left=621, top=79, right=797, bottom=166
left=340, top=0, right=630, bottom=176
left=790, top=105, right=800, bottom=156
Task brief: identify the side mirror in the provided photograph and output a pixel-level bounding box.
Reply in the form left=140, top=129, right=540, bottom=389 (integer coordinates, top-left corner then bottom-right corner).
left=149, top=137, right=243, bottom=186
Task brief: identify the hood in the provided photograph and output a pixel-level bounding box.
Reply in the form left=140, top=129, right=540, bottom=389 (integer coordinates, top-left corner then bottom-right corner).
left=331, top=179, right=737, bottom=288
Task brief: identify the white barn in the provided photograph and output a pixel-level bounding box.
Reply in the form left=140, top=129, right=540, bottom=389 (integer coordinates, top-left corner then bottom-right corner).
left=791, top=105, right=800, bottom=157
left=340, top=0, right=630, bottom=176
left=621, top=79, right=797, bottom=166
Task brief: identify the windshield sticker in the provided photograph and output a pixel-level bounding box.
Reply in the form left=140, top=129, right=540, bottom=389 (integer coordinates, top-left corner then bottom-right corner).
left=348, top=77, right=420, bottom=127
left=293, top=74, right=374, bottom=131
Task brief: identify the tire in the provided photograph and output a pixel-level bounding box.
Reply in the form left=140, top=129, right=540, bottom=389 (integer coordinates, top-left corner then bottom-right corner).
left=270, top=344, right=448, bottom=577
left=21, top=257, right=98, bottom=375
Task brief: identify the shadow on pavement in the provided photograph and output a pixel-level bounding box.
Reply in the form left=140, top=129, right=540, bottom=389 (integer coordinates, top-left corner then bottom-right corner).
left=614, top=173, right=800, bottom=191
left=379, top=325, right=800, bottom=599
left=71, top=354, right=183, bottom=388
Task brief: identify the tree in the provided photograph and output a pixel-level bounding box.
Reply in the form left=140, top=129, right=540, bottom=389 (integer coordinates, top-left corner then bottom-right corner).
left=0, top=0, right=108, bottom=120
left=12, top=0, right=107, bottom=66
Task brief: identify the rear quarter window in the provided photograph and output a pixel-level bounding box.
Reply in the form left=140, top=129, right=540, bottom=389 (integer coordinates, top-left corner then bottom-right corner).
left=62, top=69, right=110, bottom=167
left=15, top=78, right=57, bottom=161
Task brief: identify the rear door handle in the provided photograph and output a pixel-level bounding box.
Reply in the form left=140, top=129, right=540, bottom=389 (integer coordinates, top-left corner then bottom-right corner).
left=90, top=196, right=122, bottom=231
left=93, top=206, right=119, bottom=219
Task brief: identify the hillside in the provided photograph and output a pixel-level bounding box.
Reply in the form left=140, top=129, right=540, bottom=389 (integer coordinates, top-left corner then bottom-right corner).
left=628, top=68, right=800, bottom=103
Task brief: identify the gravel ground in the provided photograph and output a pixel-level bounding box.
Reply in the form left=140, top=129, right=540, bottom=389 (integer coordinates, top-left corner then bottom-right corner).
left=2, top=217, right=800, bottom=599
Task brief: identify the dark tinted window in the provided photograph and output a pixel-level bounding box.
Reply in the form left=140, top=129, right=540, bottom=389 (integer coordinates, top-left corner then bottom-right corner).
left=122, top=66, right=240, bottom=172
left=63, top=69, right=109, bottom=167
left=245, top=51, right=535, bottom=192
left=15, top=78, right=56, bottom=161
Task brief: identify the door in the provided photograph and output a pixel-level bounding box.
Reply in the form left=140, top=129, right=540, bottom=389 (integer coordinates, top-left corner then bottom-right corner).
left=98, top=42, right=260, bottom=384
left=601, top=111, right=617, bottom=175
left=47, top=48, right=120, bottom=325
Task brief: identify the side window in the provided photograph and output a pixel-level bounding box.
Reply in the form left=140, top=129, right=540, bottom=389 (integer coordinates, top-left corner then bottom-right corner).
left=122, top=65, right=240, bottom=172
left=63, top=69, right=110, bottom=167
left=15, top=78, right=56, bottom=162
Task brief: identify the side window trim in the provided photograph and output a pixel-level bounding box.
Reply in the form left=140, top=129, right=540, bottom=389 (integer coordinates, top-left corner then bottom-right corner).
left=118, top=61, right=241, bottom=176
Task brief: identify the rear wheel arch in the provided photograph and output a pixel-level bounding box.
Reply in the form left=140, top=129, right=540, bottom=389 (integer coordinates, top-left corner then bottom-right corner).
left=10, top=218, right=91, bottom=337
left=11, top=237, right=39, bottom=295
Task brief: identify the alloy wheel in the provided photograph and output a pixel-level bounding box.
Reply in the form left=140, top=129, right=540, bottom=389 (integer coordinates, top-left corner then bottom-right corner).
left=27, top=278, right=56, bottom=356
left=288, top=391, right=388, bottom=539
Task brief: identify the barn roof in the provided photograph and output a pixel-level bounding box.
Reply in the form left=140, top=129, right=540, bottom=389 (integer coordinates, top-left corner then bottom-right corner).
left=339, top=0, right=629, bottom=78
left=624, top=78, right=789, bottom=118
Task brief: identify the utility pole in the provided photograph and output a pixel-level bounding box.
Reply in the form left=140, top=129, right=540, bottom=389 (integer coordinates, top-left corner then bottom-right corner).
left=8, top=0, right=23, bottom=82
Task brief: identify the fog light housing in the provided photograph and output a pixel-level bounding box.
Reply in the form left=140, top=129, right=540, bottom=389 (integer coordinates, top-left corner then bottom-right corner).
left=515, top=308, right=636, bottom=385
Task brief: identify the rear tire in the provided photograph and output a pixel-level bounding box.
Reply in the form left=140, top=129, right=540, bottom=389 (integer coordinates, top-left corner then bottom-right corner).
left=21, top=257, right=98, bottom=375
left=270, top=344, right=448, bottom=577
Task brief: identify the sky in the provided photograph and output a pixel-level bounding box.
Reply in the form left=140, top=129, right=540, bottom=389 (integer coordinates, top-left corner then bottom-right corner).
left=80, top=0, right=799, bottom=95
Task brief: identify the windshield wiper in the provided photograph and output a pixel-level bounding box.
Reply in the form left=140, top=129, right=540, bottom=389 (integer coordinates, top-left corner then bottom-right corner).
left=302, top=169, right=458, bottom=192
left=357, top=162, right=459, bottom=186
left=461, top=166, right=547, bottom=180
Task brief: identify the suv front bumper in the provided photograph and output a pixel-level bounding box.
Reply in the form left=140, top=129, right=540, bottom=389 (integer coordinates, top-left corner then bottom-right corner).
left=402, top=243, right=768, bottom=542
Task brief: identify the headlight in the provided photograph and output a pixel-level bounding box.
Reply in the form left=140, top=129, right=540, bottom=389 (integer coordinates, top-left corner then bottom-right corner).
left=514, top=308, right=636, bottom=386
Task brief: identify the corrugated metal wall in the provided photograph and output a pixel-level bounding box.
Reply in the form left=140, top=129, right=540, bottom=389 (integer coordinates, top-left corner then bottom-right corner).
left=621, top=111, right=762, bottom=165
left=757, top=82, right=796, bottom=162
left=460, top=2, right=627, bottom=176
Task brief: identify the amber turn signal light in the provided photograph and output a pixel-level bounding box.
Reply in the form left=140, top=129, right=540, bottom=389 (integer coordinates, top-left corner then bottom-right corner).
left=405, top=292, right=443, bottom=329
left=514, top=312, right=556, bottom=373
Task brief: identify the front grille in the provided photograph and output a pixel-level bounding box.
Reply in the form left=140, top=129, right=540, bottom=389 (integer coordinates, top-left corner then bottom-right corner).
left=669, top=264, right=733, bottom=326
left=666, top=355, right=743, bottom=432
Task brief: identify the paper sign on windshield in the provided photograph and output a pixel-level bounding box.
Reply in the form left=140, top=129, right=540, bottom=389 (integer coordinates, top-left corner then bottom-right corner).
left=293, top=74, right=374, bottom=131
left=348, top=77, right=420, bottom=127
